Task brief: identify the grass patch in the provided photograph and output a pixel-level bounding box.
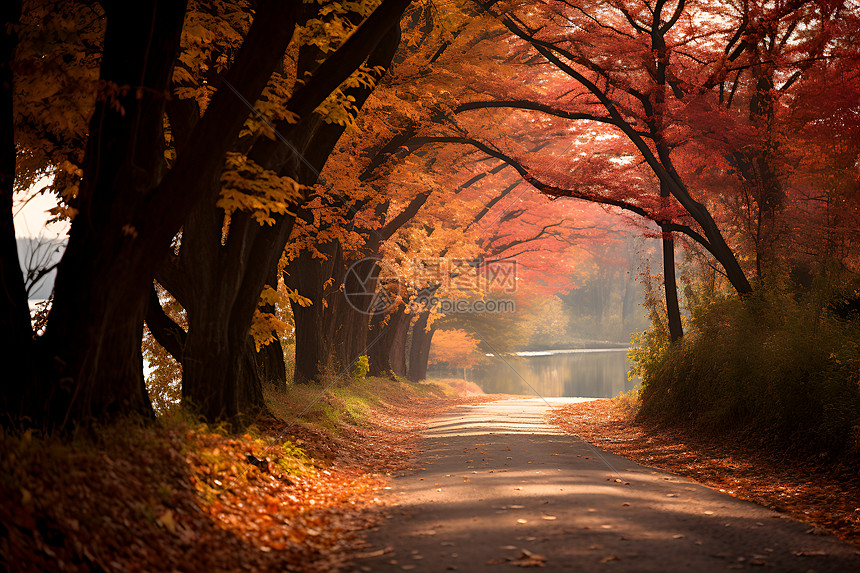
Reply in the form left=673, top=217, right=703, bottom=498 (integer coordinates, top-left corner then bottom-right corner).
left=264, top=375, right=453, bottom=432
left=611, top=387, right=641, bottom=418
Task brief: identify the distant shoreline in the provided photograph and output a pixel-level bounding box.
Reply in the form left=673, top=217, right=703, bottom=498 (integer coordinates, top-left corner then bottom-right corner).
left=484, top=347, right=632, bottom=358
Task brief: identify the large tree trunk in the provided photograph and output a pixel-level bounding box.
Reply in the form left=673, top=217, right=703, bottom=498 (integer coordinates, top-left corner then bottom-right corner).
left=255, top=336, right=287, bottom=390
left=389, top=311, right=410, bottom=377
left=407, top=310, right=435, bottom=382
left=0, top=0, right=33, bottom=423
left=368, top=301, right=409, bottom=377
left=328, top=254, right=380, bottom=370
left=238, top=336, right=266, bottom=416
left=182, top=308, right=235, bottom=421
left=174, top=12, right=405, bottom=394
left=286, top=245, right=336, bottom=383
left=164, top=192, right=296, bottom=421
left=36, top=1, right=188, bottom=428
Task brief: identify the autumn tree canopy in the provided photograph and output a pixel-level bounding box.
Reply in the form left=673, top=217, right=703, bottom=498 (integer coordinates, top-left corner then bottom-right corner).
left=2, top=0, right=858, bottom=429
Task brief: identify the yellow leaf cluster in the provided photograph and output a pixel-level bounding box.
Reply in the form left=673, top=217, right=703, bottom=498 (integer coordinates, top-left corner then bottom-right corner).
left=248, top=309, right=292, bottom=351
left=218, top=153, right=305, bottom=225
left=293, top=1, right=382, bottom=54
left=171, top=0, right=253, bottom=111
left=314, top=64, right=386, bottom=128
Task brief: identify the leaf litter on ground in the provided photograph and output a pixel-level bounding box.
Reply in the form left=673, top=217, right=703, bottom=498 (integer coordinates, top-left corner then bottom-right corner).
left=549, top=399, right=860, bottom=546
left=0, top=380, right=485, bottom=572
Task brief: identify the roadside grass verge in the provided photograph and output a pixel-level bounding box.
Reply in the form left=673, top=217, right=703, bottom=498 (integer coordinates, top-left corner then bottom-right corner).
left=264, top=375, right=456, bottom=433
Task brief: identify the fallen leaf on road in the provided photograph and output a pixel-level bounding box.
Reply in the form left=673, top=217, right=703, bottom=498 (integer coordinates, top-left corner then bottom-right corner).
left=793, top=550, right=828, bottom=556
left=156, top=509, right=177, bottom=533
left=600, top=555, right=620, bottom=563
left=509, top=549, right=547, bottom=568
left=355, top=547, right=392, bottom=558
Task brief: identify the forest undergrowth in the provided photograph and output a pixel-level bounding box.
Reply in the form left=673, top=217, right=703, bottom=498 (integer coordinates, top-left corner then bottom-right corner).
left=0, top=377, right=475, bottom=572
left=630, top=277, right=860, bottom=461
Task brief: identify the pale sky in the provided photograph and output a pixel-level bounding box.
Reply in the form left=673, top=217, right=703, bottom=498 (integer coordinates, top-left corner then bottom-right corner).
left=14, top=177, right=70, bottom=239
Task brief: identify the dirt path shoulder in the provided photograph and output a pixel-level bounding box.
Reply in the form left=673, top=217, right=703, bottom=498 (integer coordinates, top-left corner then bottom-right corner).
left=550, top=399, right=860, bottom=546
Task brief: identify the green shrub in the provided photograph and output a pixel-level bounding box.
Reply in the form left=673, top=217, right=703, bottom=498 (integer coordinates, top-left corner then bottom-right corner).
left=350, top=355, right=369, bottom=382
left=612, top=387, right=641, bottom=417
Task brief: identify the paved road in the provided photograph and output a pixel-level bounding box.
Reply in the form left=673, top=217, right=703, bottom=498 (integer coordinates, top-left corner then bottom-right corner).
left=355, top=398, right=860, bottom=572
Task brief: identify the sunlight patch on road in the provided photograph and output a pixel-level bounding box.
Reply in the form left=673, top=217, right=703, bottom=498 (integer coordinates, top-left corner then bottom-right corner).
left=424, top=398, right=595, bottom=437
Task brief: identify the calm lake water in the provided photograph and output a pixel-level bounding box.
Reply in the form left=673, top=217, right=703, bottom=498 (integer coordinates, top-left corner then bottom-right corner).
left=459, top=348, right=639, bottom=398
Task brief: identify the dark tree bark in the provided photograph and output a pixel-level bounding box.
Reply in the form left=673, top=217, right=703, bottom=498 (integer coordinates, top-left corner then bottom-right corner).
left=256, top=336, right=287, bottom=391
left=145, top=284, right=186, bottom=362
left=286, top=244, right=337, bottom=383
left=407, top=310, right=435, bottom=382
left=661, top=230, right=683, bottom=342
left=237, top=336, right=266, bottom=417
left=0, top=0, right=32, bottom=423
left=37, top=1, right=189, bottom=428
left=388, top=309, right=410, bottom=377
left=368, top=300, right=410, bottom=377
left=660, top=183, right=684, bottom=342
